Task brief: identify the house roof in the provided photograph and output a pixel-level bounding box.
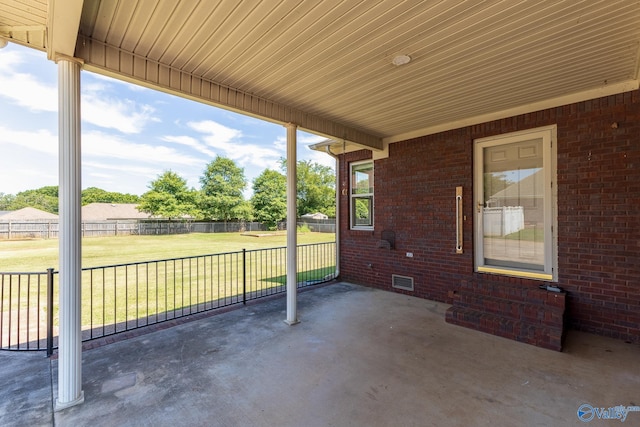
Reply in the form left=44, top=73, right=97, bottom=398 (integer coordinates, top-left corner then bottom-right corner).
left=0, top=207, right=58, bottom=220
left=301, top=212, right=329, bottom=220
left=81, top=203, right=149, bottom=221
left=1, top=1, right=639, bottom=154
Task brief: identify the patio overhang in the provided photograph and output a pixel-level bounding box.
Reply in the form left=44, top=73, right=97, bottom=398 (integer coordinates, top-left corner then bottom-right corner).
left=47, top=0, right=83, bottom=60
left=73, top=40, right=384, bottom=151
left=5, top=1, right=640, bottom=151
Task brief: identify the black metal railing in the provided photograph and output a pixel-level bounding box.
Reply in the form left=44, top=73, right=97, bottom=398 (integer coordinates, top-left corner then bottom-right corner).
left=0, top=269, right=54, bottom=353
left=0, top=242, right=336, bottom=355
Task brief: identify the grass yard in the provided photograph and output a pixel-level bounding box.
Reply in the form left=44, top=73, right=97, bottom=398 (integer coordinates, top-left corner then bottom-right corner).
left=0, top=232, right=336, bottom=272
left=1, top=232, right=336, bottom=338
left=504, top=227, right=544, bottom=242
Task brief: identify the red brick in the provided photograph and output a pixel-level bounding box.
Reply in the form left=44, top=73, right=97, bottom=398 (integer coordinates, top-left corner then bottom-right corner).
left=339, top=90, right=640, bottom=346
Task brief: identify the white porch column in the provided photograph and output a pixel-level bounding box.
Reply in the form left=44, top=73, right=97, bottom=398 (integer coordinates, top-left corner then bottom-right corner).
left=55, top=56, right=84, bottom=410
left=285, top=123, right=299, bottom=325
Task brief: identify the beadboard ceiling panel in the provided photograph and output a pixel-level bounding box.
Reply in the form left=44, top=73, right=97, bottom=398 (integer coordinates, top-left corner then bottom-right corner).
left=0, top=0, right=47, bottom=49
left=2, top=0, right=640, bottom=149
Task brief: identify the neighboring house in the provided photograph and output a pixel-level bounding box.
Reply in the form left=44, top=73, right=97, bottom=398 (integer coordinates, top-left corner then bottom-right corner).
left=486, top=169, right=544, bottom=209
left=81, top=203, right=150, bottom=221
left=0, top=207, right=58, bottom=220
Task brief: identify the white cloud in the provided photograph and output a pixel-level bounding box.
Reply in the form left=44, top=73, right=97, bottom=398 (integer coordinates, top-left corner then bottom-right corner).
left=266, top=133, right=335, bottom=169
left=82, top=131, right=211, bottom=193
left=82, top=160, right=162, bottom=177
left=83, top=131, right=202, bottom=166
left=187, top=120, right=243, bottom=148
left=303, top=147, right=337, bottom=170
left=0, top=49, right=159, bottom=134
left=298, top=133, right=327, bottom=145
left=0, top=126, right=58, bottom=154
left=0, top=51, right=57, bottom=112
left=161, top=135, right=217, bottom=157
left=0, top=49, right=24, bottom=69
left=0, top=125, right=58, bottom=193
left=183, top=122, right=336, bottom=184
left=81, top=153, right=207, bottom=195
left=85, top=171, right=115, bottom=180
left=82, top=90, right=159, bottom=134
left=273, top=135, right=286, bottom=151
left=187, top=119, right=283, bottom=171
left=0, top=124, right=209, bottom=194
left=0, top=126, right=203, bottom=168
left=82, top=160, right=170, bottom=195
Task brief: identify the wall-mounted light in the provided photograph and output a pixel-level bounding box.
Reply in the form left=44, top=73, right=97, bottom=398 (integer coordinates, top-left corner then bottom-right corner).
left=392, top=54, right=411, bottom=66
left=0, top=39, right=8, bottom=49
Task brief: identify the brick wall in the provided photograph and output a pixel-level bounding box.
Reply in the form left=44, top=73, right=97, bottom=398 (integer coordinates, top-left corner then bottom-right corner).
left=338, top=91, right=640, bottom=344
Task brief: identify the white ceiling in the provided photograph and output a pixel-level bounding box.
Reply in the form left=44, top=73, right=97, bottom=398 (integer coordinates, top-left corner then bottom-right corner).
left=2, top=0, right=639, bottom=151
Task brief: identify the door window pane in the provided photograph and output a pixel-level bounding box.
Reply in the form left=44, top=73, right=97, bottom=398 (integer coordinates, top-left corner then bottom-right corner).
left=482, top=139, right=544, bottom=271
left=474, top=126, right=557, bottom=281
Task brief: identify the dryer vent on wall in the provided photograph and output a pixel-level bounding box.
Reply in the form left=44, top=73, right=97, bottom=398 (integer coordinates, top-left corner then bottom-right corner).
left=392, top=274, right=414, bottom=291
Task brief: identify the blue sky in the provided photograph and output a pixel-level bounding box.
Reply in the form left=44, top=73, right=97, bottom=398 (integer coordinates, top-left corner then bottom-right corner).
left=0, top=43, right=333, bottom=198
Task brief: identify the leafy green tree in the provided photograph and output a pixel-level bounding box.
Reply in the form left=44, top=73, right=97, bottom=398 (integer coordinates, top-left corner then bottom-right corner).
left=251, top=169, right=286, bottom=229
left=1, top=186, right=142, bottom=214
left=82, top=187, right=140, bottom=205
left=138, top=171, right=200, bottom=219
left=199, top=156, right=248, bottom=221
left=0, top=193, right=15, bottom=210
left=280, top=159, right=336, bottom=218
left=233, top=200, right=254, bottom=223
left=8, top=186, right=59, bottom=213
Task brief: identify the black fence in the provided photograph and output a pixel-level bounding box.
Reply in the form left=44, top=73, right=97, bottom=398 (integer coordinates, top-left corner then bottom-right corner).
left=0, top=242, right=336, bottom=354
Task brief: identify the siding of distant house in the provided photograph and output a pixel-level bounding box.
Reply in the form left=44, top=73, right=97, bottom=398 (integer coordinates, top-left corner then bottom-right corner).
left=81, top=203, right=149, bottom=221
left=338, top=90, right=640, bottom=345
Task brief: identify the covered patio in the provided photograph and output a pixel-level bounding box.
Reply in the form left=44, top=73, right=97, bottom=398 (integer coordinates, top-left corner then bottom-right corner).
left=3, top=282, right=639, bottom=426
left=1, top=0, right=639, bottom=416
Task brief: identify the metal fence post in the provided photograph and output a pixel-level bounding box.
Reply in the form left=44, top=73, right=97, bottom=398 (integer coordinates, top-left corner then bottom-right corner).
left=46, top=268, right=54, bottom=357
left=242, top=249, right=246, bottom=305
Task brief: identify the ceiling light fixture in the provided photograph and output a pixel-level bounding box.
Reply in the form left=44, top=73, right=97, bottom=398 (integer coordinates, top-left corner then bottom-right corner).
left=392, top=54, right=411, bottom=66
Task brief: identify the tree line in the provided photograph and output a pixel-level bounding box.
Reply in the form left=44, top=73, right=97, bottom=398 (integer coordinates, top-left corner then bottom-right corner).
left=0, top=186, right=140, bottom=214
left=138, top=156, right=335, bottom=229
left=0, top=156, right=335, bottom=230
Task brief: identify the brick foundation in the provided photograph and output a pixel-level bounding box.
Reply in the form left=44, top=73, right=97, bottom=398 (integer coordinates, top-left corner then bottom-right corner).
left=445, top=280, right=565, bottom=351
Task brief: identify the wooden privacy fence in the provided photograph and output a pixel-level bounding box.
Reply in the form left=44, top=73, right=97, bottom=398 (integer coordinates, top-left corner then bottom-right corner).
left=0, top=219, right=335, bottom=239
left=0, top=220, right=140, bottom=239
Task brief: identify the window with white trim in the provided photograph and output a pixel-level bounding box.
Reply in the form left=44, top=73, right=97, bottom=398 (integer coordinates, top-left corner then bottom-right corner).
left=350, top=161, right=374, bottom=230
left=474, top=125, right=557, bottom=281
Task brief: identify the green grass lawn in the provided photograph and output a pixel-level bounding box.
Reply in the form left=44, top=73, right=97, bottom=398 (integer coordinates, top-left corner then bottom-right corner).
left=1, top=232, right=336, bottom=336
left=504, top=227, right=544, bottom=242
left=0, top=231, right=336, bottom=272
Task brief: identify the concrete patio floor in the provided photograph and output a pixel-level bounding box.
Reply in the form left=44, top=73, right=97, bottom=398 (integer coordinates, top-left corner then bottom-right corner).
left=1, top=282, right=639, bottom=427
